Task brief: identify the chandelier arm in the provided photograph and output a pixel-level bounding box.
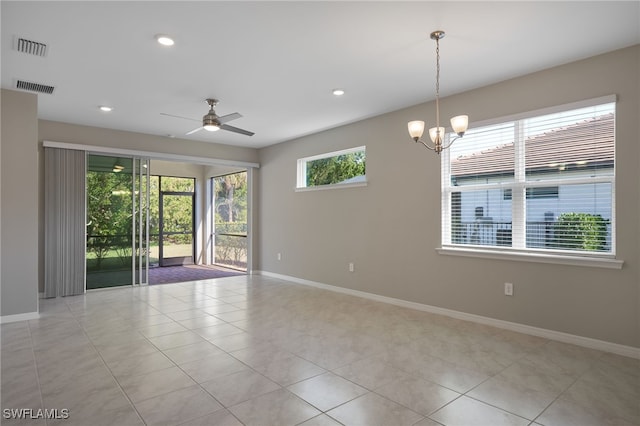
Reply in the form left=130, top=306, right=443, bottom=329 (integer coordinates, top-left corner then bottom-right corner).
left=442, top=135, right=462, bottom=151
left=416, top=139, right=436, bottom=151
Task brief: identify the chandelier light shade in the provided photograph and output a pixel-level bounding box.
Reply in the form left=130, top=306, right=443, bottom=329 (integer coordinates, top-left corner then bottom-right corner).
left=450, top=115, right=469, bottom=135
left=408, top=120, right=425, bottom=140
left=408, top=30, right=469, bottom=154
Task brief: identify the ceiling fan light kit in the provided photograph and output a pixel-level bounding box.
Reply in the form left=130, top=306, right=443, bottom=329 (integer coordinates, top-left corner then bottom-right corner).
left=202, top=100, right=221, bottom=131
left=202, top=107, right=220, bottom=132
left=203, top=123, right=220, bottom=131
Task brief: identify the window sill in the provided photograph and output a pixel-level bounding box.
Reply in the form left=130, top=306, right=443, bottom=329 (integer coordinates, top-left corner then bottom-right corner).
left=295, top=181, right=368, bottom=192
left=436, top=246, right=624, bottom=269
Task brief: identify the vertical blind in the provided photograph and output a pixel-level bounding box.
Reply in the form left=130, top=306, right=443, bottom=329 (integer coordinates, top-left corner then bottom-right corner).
left=44, top=147, right=86, bottom=297
left=442, top=96, right=615, bottom=255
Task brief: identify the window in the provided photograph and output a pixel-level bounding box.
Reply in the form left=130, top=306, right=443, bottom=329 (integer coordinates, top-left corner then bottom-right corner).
left=504, top=187, right=559, bottom=200
left=212, top=171, right=248, bottom=271
left=297, top=146, right=366, bottom=190
left=442, top=96, right=615, bottom=256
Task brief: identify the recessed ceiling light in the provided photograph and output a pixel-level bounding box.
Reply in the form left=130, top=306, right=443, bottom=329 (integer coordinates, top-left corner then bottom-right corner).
left=99, top=106, right=113, bottom=112
left=155, top=34, right=175, bottom=46
left=332, top=89, right=345, bottom=96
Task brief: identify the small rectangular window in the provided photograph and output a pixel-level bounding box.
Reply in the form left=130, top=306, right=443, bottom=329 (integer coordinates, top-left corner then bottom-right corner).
left=297, top=146, right=366, bottom=190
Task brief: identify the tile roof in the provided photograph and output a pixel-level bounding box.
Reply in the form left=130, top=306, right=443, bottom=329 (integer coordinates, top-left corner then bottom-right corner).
left=451, top=113, right=614, bottom=177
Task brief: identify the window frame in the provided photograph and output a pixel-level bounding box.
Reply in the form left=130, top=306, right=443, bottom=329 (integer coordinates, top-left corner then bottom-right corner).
left=439, top=95, right=622, bottom=268
left=296, top=145, right=367, bottom=191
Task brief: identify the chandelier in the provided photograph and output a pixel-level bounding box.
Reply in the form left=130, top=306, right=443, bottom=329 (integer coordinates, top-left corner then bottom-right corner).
left=408, top=30, right=469, bottom=154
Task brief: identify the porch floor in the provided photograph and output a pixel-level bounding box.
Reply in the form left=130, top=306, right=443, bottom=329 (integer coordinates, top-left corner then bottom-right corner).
left=149, top=264, right=245, bottom=285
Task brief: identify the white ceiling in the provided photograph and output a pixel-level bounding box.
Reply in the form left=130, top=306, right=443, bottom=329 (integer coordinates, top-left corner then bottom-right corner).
left=2, top=1, right=639, bottom=149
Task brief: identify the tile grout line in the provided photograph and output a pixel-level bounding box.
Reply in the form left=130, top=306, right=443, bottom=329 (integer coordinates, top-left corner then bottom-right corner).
left=67, top=297, right=150, bottom=426
left=26, top=319, right=48, bottom=426
left=133, top=289, right=267, bottom=424
left=529, top=344, right=607, bottom=425
left=31, top=285, right=246, bottom=425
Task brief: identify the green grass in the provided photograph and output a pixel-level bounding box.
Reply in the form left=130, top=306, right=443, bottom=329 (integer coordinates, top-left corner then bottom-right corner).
left=86, top=247, right=159, bottom=272
left=86, top=244, right=195, bottom=272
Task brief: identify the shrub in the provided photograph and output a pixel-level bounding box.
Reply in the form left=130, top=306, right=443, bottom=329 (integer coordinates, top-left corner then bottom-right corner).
left=553, top=213, right=608, bottom=251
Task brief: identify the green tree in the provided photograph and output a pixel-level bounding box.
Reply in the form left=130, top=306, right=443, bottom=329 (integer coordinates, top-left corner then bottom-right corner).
left=146, top=176, right=195, bottom=246
left=215, top=172, right=247, bottom=233
left=306, top=151, right=365, bottom=186
left=214, top=172, right=248, bottom=268
left=86, top=170, right=133, bottom=267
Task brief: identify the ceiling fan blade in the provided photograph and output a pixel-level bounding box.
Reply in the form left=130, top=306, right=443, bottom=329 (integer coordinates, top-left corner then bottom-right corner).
left=217, top=112, right=242, bottom=124
left=220, top=124, right=254, bottom=136
left=160, top=112, right=200, bottom=122
left=185, top=127, right=204, bottom=135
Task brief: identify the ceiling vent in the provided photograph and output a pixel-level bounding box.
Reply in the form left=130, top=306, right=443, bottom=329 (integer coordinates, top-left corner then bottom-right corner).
left=15, top=79, right=55, bottom=95
left=14, top=36, right=48, bottom=57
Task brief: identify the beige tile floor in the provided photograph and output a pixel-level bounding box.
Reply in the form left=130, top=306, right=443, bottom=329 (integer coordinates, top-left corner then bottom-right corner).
left=1, top=275, right=638, bottom=426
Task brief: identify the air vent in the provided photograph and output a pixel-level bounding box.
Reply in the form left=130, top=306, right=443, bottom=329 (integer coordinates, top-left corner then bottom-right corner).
left=16, top=79, right=55, bottom=95
left=14, top=36, right=48, bottom=57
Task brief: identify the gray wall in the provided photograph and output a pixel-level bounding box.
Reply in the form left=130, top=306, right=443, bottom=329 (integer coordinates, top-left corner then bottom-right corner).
left=257, top=46, right=640, bottom=348
left=1, top=89, right=39, bottom=317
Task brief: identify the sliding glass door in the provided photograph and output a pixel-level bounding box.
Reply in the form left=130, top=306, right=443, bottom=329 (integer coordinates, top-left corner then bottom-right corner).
left=86, top=154, right=149, bottom=289
left=134, top=158, right=150, bottom=284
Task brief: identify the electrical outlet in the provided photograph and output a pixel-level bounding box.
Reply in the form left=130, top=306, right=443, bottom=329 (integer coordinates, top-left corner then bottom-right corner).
left=277, top=253, right=281, bottom=261
left=349, top=262, right=354, bottom=272
left=504, top=282, right=514, bottom=296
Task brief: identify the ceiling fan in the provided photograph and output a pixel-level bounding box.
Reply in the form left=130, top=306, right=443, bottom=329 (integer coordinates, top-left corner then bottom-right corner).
left=161, top=98, right=254, bottom=137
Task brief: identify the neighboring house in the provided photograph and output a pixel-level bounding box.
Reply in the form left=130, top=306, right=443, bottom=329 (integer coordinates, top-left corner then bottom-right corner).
left=449, top=113, right=614, bottom=248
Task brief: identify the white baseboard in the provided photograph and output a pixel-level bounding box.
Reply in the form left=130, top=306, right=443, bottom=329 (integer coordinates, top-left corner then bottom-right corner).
left=0, top=311, right=40, bottom=324
left=256, top=270, right=640, bottom=360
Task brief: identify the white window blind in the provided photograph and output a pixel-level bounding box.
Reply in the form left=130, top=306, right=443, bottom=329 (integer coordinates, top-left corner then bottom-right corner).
left=442, top=96, right=616, bottom=256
